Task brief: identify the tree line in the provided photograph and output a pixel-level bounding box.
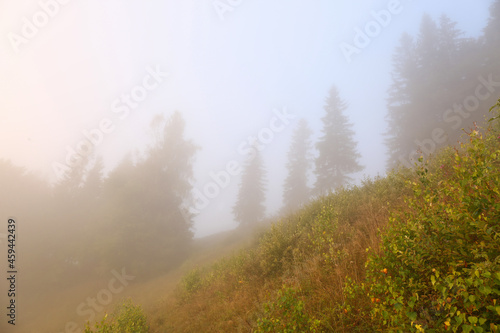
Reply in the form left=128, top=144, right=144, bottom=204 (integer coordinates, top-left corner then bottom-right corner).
left=386, top=1, right=500, bottom=169
left=0, top=82, right=362, bottom=285
left=235, top=0, right=500, bottom=227
left=234, top=85, right=363, bottom=227
left=0, top=112, right=197, bottom=285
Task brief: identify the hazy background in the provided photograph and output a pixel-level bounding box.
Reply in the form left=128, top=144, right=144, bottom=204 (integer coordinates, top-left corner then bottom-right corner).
left=0, top=0, right=491, bottom=237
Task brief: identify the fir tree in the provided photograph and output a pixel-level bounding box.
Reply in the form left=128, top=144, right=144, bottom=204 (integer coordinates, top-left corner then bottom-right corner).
left=484, top=0, right=500, bottom=79
left=385, top=14, right=484, bottom=170
left=283, top=119, right=312, bottom=212
left=385, top=33, right=419, bottom=169
left=233, top=145, right=266, bottom=228
left=314, top=86, right=363, bottom=195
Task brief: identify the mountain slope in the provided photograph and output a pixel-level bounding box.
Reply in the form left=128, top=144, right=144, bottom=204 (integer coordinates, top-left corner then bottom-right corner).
left=86, top=103, right=500, bottom=332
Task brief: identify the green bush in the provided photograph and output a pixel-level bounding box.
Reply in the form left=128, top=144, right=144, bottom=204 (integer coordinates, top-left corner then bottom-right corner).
left=256, top=286, right=321, bottom=332
left=489, top=98, right=500, bottom=125
left=366, top=126, right=500, bottom=332
left=257, top=219, right=305, bottom=277
left=180, top=267, right=204, bottom=297
left=84, top=299, right=149, bottom=333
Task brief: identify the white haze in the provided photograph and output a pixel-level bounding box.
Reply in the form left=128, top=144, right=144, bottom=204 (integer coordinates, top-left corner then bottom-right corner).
left=0, top=0, right=491, bottom=237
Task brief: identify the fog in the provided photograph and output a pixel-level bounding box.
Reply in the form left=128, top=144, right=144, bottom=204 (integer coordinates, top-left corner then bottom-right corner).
left=0, top=0, right=497, bottom=331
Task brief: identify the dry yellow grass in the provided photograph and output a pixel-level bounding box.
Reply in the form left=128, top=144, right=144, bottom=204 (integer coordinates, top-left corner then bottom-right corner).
left=147, top=174, right=411, bottom=332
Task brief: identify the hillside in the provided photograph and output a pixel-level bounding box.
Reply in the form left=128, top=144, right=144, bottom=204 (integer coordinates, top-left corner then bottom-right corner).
left=86, top=104, right=500, bottom=332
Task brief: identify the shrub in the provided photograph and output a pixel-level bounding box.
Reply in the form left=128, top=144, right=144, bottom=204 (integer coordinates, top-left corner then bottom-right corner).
left=366, top=126, right=500, bottom=332
left=489, top=98, right=500, bottom=125
left=84, top=299, right=149, bottom=333
left=180, top=267, right=204, bottom=297
left=256, top=286, right=321, bottom=332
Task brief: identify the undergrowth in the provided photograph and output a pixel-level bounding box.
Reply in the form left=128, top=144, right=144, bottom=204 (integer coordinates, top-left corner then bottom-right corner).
left=83, top=299, right=149, bottom=333
left=102, top=101, right=500, bottom=332
left=152, top=166, right=409, bottom=331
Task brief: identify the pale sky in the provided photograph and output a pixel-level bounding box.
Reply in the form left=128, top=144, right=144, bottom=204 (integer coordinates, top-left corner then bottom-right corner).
left=0, top=0, right=492, bottom=236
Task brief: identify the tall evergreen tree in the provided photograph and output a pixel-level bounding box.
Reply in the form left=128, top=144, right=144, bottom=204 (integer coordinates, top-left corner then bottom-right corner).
left=435, top=15, right=465, bottom=107
left=233, top=145, right=266, bottom=228
left=385, top=14, right=485, bottom=170
left=413, top=14, right=442, bottom=138
left=283, top=119, right=312, bottom=212
left=314, top=86, right=363, bottom=195
left=385, top=33, right=419, bottom=169
left=484, top=0, right=500, bottom=79
left=102, top=111, right=199, bottom=275
left=435, top=14, right=484, bottom=122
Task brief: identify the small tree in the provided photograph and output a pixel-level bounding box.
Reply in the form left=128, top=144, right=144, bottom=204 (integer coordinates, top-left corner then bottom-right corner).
left=283, top=119, right=312, bottom=212
left=314, top=86, right=363, bottom=195
left=233, top=145, right=266, bottom=228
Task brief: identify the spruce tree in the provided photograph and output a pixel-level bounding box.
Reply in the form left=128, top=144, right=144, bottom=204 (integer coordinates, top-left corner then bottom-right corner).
left=283, top=119, right=312, bottom=212
left=314, top=86, right=363, bottom=195
left=413, top=14, right=441, bottom=138
left=233, top=145, right=266, bottom=228
left=385, top=14, right=483, bottom=170
left=484, top=0, right=500, bottom=79
left=385, top=33, right=419, bottom=169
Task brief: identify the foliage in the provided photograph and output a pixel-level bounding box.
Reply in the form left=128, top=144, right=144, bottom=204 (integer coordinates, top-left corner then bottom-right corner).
left=158, top=171, right=404, bottom=332
left=366, top=125, right=500, bottom=332
left=153, top=105, right=500, bottom=333
left=489, top=98, right=500, bottom=124
left=256, top=286, right=321, bottom=332
left=84, top=299, right=149, bottom=333
left=179, top=267, right=205, bottom=298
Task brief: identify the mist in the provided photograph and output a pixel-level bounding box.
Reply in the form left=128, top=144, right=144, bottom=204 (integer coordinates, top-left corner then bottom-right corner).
left=0, top=0, right=498, bottom=332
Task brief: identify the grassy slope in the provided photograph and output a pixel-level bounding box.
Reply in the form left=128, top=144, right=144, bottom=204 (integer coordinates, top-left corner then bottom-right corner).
left=81, top=106, right=499, bottom=332
left=147, top=171, right=410, bottom=331
left=147, top=114, right=500, bottom=332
